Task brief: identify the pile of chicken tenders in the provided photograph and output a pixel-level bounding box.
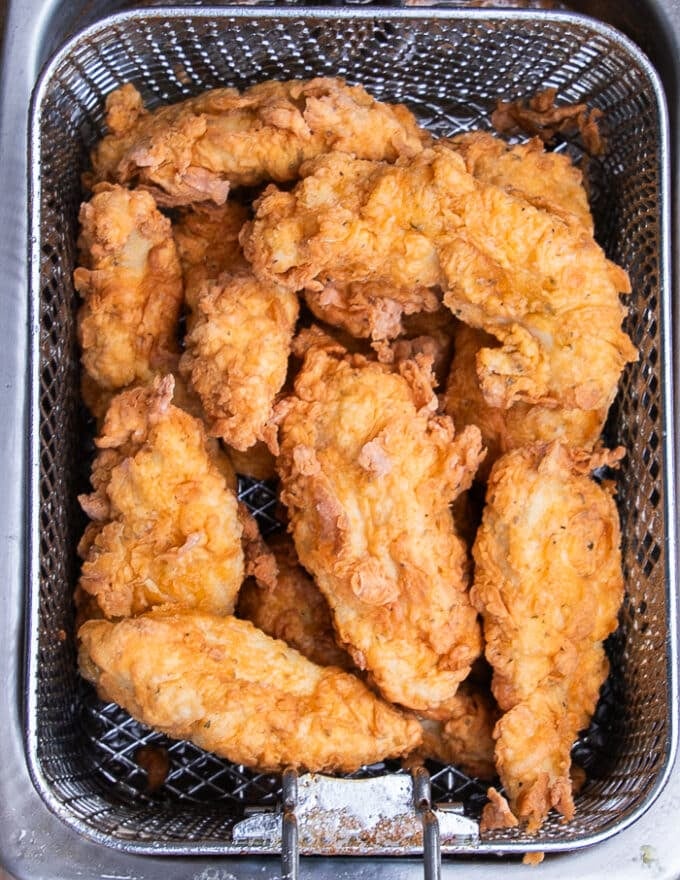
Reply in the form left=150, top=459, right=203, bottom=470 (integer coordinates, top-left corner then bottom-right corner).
left=73, top=77, right=635, bottom=835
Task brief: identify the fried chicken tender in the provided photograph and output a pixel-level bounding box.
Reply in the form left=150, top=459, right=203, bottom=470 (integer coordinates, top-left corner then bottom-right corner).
left=172, top=201, right=249, bottom=314
left=74, top=184, right=183, bottom=405
left=447, top=131, right=593, bottom=232
left=413, top=682, right=499, bottom=779
left=80, top=365, right=238, bottom=493
left=443, top=323, right=607, bottom=481
left=237, top=532, right=353, bottom=669
left=303, top=279, right=440, bottom=341
left=78, top=608, right=422, bottom=772
left=179, top=270, right=299, bottom=451
left=243, top=150, right=443, bottom=292
left=90, top=78, right=428, bottom=206
left=471, top=443, right=625, bottom=832
left=77, top=376, right=244, bottom=618
left=275, top=343, right=485, bottom=716
left=244, top=143, right=635, bottom=414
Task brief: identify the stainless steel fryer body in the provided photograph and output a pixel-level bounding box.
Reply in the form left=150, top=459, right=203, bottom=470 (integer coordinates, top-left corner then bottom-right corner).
left=1, top=3, right=678, bottom=877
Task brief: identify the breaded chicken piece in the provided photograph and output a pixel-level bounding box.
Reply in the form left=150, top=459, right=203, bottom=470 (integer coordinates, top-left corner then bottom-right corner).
left=80, top=365, right=238, bottom=493
left=74, top=184, right=183, bottom=405
left=77, top=376, right=244, bottom=618
left=447, top=131, right=593, bottom=232
left=471, top=443, right=624, bottom=832
left=172, top=201, right=249, bottom=314
left=244, top=144, right=635, bottom=414
left=275, top=344, right=485, bottom=716
left=243, top=150, right=444, bottom=293
left=436, top=179, right=636, bottom=413
left=303, top=279, right=440, bottom=341
left=78, top=608, right=422, bottom=772
left=412, top=681, right=499, bottom=780
left=179, top=269, right=299, bottom=451
left=90, top=78, right=428, bottom=206
left=443, top=323, right=608, bottom=481
left=237, top=532, right=353, bottom=669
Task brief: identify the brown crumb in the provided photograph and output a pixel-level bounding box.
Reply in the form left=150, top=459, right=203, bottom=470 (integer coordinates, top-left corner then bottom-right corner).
left=174, top=66, right=192, bottom=86
left=57, top=629, right=67, bottom=642
left=570, top=763, right=587, bottom=795
left=523, top=852, right=545, bottom=866
left=480, top=786, right=519, bottom=832
left=492, top=88, right=605, bottom=155
left=136, top=745, right=170, bottom=791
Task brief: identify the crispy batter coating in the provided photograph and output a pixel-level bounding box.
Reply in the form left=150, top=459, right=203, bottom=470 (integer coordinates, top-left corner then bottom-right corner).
left=447, top=131, right=593, bottom=232
left=237, top=532, right=354, bottom=669
left=303, top=279, right=440, bottom=341
left=90, top=79, right=428, bottom=206
left=375, top=304, right=457, bottom=389
left=243, top=150, right=444, bottom=292
left=80, top=367, right=238, bottom=493
left=413, top=682, right=499, bottom=779
left=244, top=143, right=635, bottom=413
left=443, top=322, right=608, bottom=481
left=78, top=608, right=423, bottom=772
left=77, top=376, right=244, bottom=618
left=172, top=201, right=250, bottom=314
left=74, top=184, right=183, bottom=401
left=226, top=441, right=278, bottom=482
left=437, top=177, right=636, bottom=413
left=471, top=443, right=624, bottom=832
left=179, top=270, right=299, bottom=451
left=275, top=345, right=484, bottom=716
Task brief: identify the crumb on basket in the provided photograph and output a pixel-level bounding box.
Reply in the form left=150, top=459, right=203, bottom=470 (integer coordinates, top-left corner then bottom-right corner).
left=492, top=87, right=605, bottom=155
left=135, top=745, right=171, bottom=792
left=523, top=851, right=545, bottom=866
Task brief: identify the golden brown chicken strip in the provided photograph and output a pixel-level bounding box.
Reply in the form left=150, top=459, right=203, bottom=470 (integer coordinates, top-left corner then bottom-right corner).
left=446, top=130, right=593, bottom=232
left=237, top=532, right=353, bottom=669
left=172, top=201, right=249, bottom=314
left=179, top=269, right=299, bottom=451
left=412, top=681, right=499, bottom=780
left=244, top=144, right=635, bottom=414
left=74, top=184, right=183, bottom=407
left=90, top=78, right=428, bottom=206
left=471, top=443, right=624, bottom=832
left=77, top=376, right=244, bottom=618
left=443, top=322, right=608, bottom=481
left=80, top=365, right=238, bottom=494
left=275, top=343, right=484, bottom=716
left=78, top=608, right=422, bottom=772
left=303, top=279, right=440, bottom=341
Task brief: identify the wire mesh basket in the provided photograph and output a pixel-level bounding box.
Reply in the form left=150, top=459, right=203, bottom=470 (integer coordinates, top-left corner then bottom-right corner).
left=27, top=5, right=676, bottom=864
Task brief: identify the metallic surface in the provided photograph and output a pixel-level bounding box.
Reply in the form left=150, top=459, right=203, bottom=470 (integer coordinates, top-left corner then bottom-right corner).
left=1, top=2, right=680, bottom=879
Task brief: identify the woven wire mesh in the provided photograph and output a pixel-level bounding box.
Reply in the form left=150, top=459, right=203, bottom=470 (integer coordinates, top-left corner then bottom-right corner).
left=29, top=9, right=671, bottom=854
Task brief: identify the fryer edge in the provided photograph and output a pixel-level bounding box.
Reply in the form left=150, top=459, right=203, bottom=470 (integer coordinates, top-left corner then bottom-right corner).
left=0, top=4, right=678, bottom=878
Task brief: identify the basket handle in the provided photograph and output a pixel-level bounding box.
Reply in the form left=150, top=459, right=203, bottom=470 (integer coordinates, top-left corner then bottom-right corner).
left=232, top=767, right=480, bottom=877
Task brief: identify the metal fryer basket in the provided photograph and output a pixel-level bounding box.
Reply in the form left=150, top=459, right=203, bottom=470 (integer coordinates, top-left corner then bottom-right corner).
left=26, top=6, right=676, bottom=864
